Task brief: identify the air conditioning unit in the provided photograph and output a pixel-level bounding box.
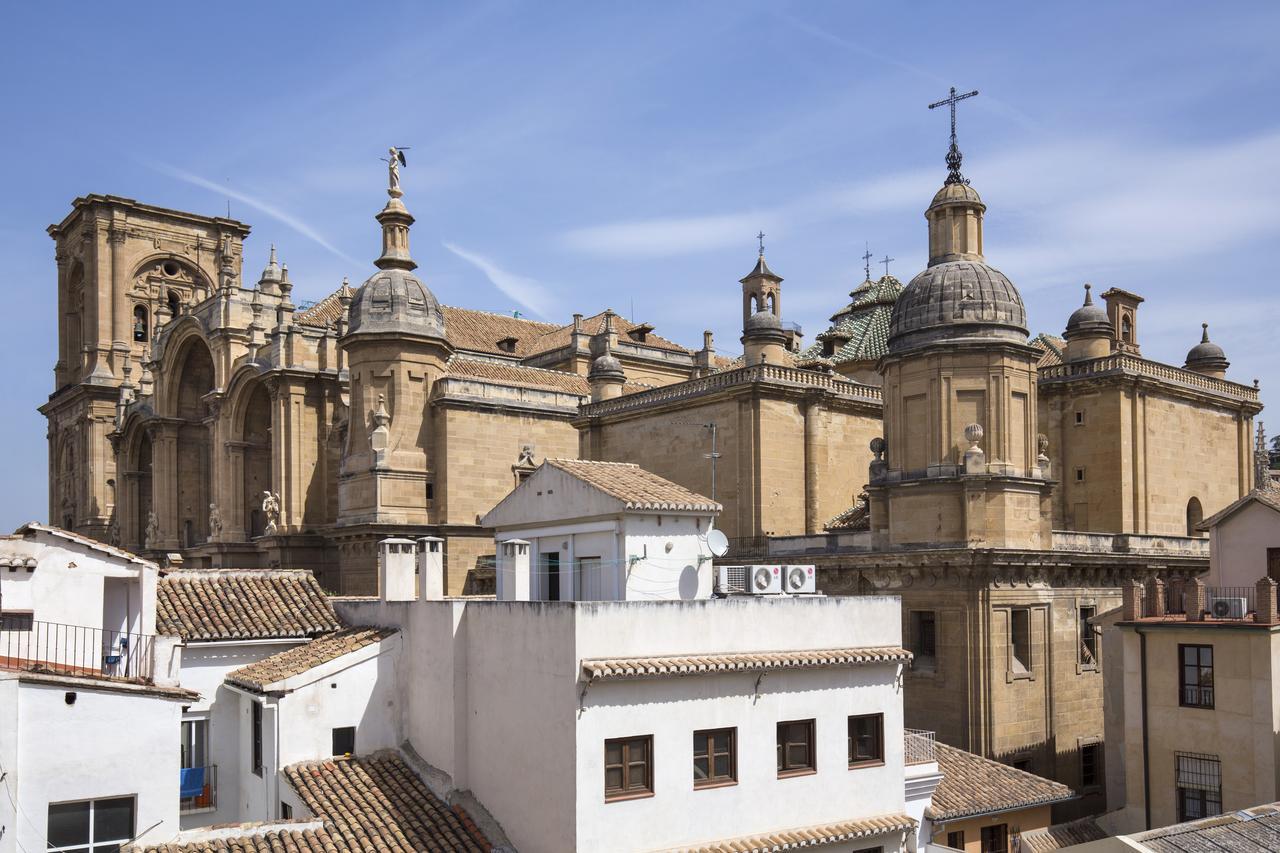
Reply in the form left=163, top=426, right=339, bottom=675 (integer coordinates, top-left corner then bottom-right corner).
left=715, top=565, right=748, bottom=595
left=1210, top=597, right=1247, bottom=619
left=784, top=564, right=817, bottom=594
left=749, top=565, right=784, bottom=595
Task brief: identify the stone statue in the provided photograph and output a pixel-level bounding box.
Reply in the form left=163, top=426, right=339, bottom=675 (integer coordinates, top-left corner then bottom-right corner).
left=208, top=503, right=223, bottom=538
left=143, top=510, right=159, bottom=550
left=107, top=515, right=120, bottom=547
left=262, top=491, right=281, bottom=536
left=386, top=146, right=407, bottom=196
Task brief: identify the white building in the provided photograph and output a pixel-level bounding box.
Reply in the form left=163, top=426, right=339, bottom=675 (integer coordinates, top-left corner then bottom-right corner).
left=482, top=458, right=722, bottom=601
left=0, top=524, right=191, bottom=853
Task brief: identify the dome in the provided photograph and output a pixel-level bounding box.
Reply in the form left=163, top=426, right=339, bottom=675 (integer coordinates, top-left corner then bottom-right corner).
left=888, top=261, right=1028, bottom=352
left=1064, top=284, right=1110, bottom=340
left=1185, top=324, right=1228, bottom=370
left=930, top=182, right=985, bottom=207
left=588, top=351, right=625, bottom=381
left=745, top=309, right=783, bottom=334
left=346, top=267, right=446, bottom=339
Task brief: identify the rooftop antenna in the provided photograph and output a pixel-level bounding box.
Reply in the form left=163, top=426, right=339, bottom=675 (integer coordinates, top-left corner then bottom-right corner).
left=928, top=86, right=979, bottom=185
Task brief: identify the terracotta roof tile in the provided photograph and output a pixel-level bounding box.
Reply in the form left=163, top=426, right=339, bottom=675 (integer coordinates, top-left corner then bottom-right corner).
left=660, top=812, right=915, bottom=852
left=444, top=357, right=592, bottom=395
left=545, top=459, right=720, bottom=512
left=227, top=626, right=396, bottom=692
left=294, top=281, right=353, bottom=328
left=1020, top=817, right=1107, bottom=851
left=926, top=743, right=1075, bottom=821
left=157, top=570, right=342, bottom=641
left=126, top=822, right=342, bottom=853
left=800, top=275, right=903, bottom=366
left=581, top=646, right=912, bottom=681
left=1030, top=333, right=1066, bottom=368
left=440, top=306, right=560, bottom=357
left=286, top=752, right=491, bottom=852
left=825, top=493, right=870, bottom=532
left=529, top=310, right=689, bottom=356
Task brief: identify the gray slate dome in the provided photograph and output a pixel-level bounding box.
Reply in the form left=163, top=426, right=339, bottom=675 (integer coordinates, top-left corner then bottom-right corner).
left=589, top=351, right=625, bottom=380
left=1064, top=285, right=1110, bottom=339
left=888, top=261, right=1028, bottom=352
left=347, top=268, right=446, bottom=338
left=1185, top=324, right=1228, bottom=370
left=745, top=309, right=783, bottom=334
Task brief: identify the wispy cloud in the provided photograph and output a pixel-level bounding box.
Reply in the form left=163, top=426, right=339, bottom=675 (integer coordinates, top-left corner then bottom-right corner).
left=442, top=242, right=554, bottom=318
left=561, top=212, right=765, bottom=258
left=149, top=162, right=362, bottom=266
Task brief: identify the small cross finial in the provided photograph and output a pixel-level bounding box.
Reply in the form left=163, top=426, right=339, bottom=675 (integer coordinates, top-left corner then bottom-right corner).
left=880, top=255, right=895, bottom=277
left=756, top=230, right=766, bottom=256
left=862, top=243, right=873, bottom=281
left=928, top=86, right=979, bottom=185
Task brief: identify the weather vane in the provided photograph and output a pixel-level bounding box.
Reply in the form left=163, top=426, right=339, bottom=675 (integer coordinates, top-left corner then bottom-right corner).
left=756, top=230, right=766, bottom=256
left=928, top=86, right=979, bottom=185
left=881, top=254, right=895, bottom=277
left=862, top=243, right=873, bottom=281
left=381, top=146, right=411, bottom=198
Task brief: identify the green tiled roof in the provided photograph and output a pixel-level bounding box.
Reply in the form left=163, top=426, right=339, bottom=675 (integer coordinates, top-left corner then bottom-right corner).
left=800, top=275, right=903, bottom=365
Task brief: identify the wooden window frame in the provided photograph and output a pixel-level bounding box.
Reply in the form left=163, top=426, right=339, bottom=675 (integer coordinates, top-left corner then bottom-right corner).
left=1080, top=741, right=1102, bottom=791
left=1079, top=604, right=1098, bottom=670
left=1179, top=644, right=1214, bottom=709
left=848, top=713, right=885, bottom=768
left=693, top=727, right=737, bottom=789
left=776, top=719, right=817, bottom=778
left=604, top=735, right=654, bottom=802
left=947, top=831, right=966, bottom=850
left=251, top=700, right=264, bottom=776
left=981, top=823, right=1009, bottom=853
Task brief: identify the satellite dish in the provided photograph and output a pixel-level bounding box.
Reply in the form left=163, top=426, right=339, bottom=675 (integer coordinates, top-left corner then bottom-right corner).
left=707, top=528, right=729, bottom=557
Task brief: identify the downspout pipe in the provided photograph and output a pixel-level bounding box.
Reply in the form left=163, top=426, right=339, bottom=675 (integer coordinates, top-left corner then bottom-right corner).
left=1138, top=626, right=1151, bottom=830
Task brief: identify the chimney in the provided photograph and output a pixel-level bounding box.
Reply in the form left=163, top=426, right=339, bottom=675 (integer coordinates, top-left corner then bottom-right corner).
left=1145, top=577, right=1166, bottom=617
left=378, top=537, right=418, bottom=602
left=1256, top=576, right=1278, bottom=624
left=1122, top=579, right=1143, bottom=621
left=417, top=536, right=445, bottom=600
left=498, top=539, right=531, bottom=601
left=1186, top=578, right=1206, bottom=622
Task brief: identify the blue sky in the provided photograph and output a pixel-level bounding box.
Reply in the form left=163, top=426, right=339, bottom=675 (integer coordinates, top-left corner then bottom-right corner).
left=1, top=2, right=1278, bottom=530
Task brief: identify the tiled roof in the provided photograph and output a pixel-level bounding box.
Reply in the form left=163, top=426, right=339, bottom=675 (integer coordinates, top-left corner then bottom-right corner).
left=15, top=522, right=156, bottom=568
left=529, top=309, right=689, bottom=356
left=1030, top=333, right=1067, bottom=368
left=581, top=646, right=912, bottom=681
left=444, top=356, right=592, bottom=395
left=1130, top=802, right=1280, bottom=852
left=545, top=459, right=720, bottom=512
left=129, top=753, right=492, bottom=853
left=227, top=626, right=396, bottom=693
left=441, top=305, right=560, bottom=357
left=286, top=752, right=491, bottom=852
left=1198, top=486, right=1280, bottom=531
left=926, top=743, right=1075, bottom=821
left=660, top=812, right=915, bottom=852
left=157, top=569, right=342, bottom=641
left=126, top=822, right=343, bottom=853
left=825, top=494, right=870, bottom=532
left=799, top=275, right=902, bottom=366
left=1021, top=816, right=1107, bottom=851
left=294, top=280, right=354, bottom=328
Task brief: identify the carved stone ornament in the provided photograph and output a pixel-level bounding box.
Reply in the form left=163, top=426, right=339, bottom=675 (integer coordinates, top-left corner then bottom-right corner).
left=964, top=423, right=984, bottom=449
left=869, top=436, right=886, bottom=461
left=208, top=503, right=223, bottom=537
left=144, top=510, right=159, bottom=550
left=262, top=491, right=281, bottom=536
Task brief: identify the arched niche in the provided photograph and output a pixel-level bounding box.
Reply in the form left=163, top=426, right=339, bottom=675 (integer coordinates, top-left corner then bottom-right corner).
left=171, top=337, right=215, bottom=547
left=1186, top=497, right=1204, bottom=538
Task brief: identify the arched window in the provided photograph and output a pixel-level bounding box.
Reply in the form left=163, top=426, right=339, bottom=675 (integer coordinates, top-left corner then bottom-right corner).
left=1121, top=314, right=1133, bottom=343
left=766, top=292, right=776, bottom=314
left=1186, top=497, right=1204, bottom=537
left=133, top=305, right=149, bottom=342
left=168, top=290, right=181, bottom=319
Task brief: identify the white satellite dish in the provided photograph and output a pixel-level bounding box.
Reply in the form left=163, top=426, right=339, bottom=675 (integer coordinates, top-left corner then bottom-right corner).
left=706, top=528, right=729, bottom=557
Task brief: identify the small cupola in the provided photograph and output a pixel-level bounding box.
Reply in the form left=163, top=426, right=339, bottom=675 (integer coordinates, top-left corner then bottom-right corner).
left=1184, top=323, right=1229, bottom=378
left=1062, top=284, right=1112, bottom=362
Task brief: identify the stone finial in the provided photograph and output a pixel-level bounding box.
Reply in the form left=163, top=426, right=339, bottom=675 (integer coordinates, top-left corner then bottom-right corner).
left=370, top=394, right=392, bottom=469
left=963, top=423, right=986, bottom=474
left=869, top=436, right=887, bottom=483
left=1036, top=433, right=1051, bottom=476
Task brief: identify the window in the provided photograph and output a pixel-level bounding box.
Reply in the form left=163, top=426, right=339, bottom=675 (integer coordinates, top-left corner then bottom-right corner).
left=693, top=727, right=736, bottom=788
left=542, top=553, right=562, bottom=602
left=1012, top=756, right=1033, bottom=773
left=332, top=726, right=356, bottom=757
left=910, top=611, right=937, bottom=666
left=1179, top=644, right=1214, bottom=708
left=777, top=719, right=816, bottom=777
left=1081, top=743, right=1102, bottom=789
left=948, top=831, right=965, bottom=849
left=1176, top=753, right=1221, bottom=821
left=48, top=796, right=135, bottom=853
left=280, top=802, right=293, bottom=819
left=0, top=611, right=34, bottom=631
left=426, top=483, right=434, bottom=500
left=848, top=714, right=884, bottom=767
left=981, top=824, right=1009, bottom=853
left=180, top=717, right=212, bottom=811
left=132, top=305, right=149, bottom=342
left=251, top=700, right=264, bottom=776
left=1186, top=497, right=1204, bottom=537
left=1079, top=605, right=1098, bottom=667
left=605, top=735, right=653, bottom=801
left=1075, top=467, right=1086, bottom=482
left=1267, top=547, right=1280, bottom=583
left=1010, top=608, right=1032, bottom=674
left=1074, top=410, right=1085, bottom=425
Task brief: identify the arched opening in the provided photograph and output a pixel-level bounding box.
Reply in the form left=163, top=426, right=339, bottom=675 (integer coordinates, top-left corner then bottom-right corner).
left=168, top=290, right=182, bottom=320
left=64, top=262, right=85, bottom=379
left=173, top=339, right=214, bottom=547
left=1186, top=497, right=1204, bottom=537
left=766, top=292, right=776, bottom=314
left=241, top=382, right=272, bottom=537
left=133, top=305, right=149, bottom=342
left=136, top=433, right=153, bottom=547
left=55, top=434, right=77, bottom=530
left=1121, top=314, right=1133, bottom=344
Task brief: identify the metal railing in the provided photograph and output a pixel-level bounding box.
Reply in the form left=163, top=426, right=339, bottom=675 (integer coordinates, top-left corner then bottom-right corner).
left=905, top=729, right=937, bottom=765
left=1205, top=587, right=1256, bottom=619
left=180, top=765, right=217, bottom=813
left=0, top=619, right=154, bottom=682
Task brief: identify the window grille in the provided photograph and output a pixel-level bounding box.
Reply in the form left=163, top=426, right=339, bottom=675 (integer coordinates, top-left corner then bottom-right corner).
left=1176, top=752, right=1221, bottom=821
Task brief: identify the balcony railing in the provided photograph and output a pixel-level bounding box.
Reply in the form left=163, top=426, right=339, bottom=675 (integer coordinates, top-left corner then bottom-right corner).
left=180, top=765, right=217, bottom=813
left=0, top=619, right=153, bottom=683
left=905, top=729, right=937, bottom=765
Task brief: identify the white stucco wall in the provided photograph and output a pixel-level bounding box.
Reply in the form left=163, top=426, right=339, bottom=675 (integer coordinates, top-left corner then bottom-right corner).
left=334, top=594, right=909, bottom=853
left=1208, top=500, right=1280, bottom=586
left=3, top=677, right=182, bottom=853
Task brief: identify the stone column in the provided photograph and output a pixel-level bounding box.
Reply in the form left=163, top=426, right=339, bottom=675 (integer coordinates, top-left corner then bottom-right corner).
left=268, top=374, right=313, bottom=534
left=803, top=392, right=823, bottom=535
left=223, top=443, right=248, bottom=540
left=54, top=250, right=70, bottom=384
left=109, top=224, right=131, bottom=379
left=150, top=422, right=181, bottom=550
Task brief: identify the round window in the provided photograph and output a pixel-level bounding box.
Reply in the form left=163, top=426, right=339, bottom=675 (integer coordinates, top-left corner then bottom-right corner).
left=162, top=260, right=180, bottom=277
